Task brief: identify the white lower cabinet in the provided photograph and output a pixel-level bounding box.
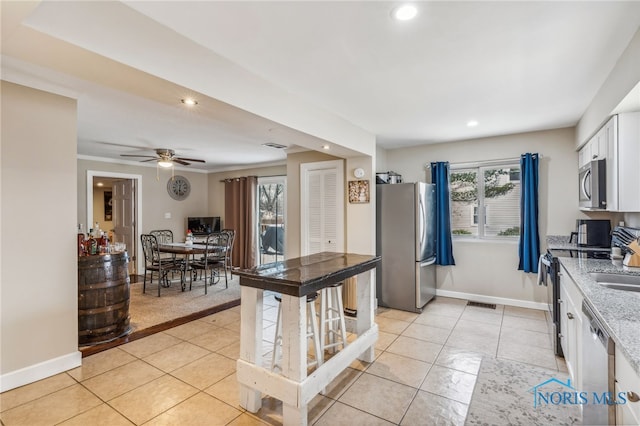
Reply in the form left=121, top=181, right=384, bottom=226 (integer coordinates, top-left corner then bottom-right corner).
left=615, top=347, right=640, bottom=425
left=559, top=266, right=584, bottom=390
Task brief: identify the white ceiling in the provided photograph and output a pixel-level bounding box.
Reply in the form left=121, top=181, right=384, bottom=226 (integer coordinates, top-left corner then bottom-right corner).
left=2, top=1, right=639, bottom=172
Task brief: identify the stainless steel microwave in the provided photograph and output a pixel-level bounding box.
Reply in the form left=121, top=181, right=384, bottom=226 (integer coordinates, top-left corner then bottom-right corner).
left=579, top=159, right=606, bottom=209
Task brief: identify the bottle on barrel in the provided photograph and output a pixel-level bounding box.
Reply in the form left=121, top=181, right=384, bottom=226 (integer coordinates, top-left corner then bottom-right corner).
left=100, top=232, right=109, bottom=253
left=87, top=235, right=98, bottom=255
left=78, top=232, right=86, bottom=256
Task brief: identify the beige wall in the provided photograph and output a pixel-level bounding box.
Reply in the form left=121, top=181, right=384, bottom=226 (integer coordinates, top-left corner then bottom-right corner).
left=207, top=165, right=287, bottom=228
left=1, top=82, right=80, bottom=390
left=78, top=160, right=209, bottom=238
left=345, top=156, right=376, bottom=256
left=384, top=127, right=581, bottom=305
left=577, top=27, right=640, bottom=147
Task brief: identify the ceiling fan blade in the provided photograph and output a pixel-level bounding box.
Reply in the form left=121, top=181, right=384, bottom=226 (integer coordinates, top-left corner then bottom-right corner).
left=176, top=157, right=205, bottom=163
left=120, top=154, right=157, bottom=158
left=140, top=158, right=160, bottom=163
left=173, top=159, right=190, bottom=166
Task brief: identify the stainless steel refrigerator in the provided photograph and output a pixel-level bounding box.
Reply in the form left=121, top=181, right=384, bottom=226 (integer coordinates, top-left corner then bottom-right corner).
left=376, top=182, right=436, bottom=312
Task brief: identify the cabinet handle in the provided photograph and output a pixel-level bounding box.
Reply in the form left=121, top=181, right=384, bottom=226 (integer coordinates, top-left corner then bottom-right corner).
left=592, top=154, right=598, bottom=159
left=567, top=312, right=574, bottom=320
left=628, top=391, right=640, bottom=403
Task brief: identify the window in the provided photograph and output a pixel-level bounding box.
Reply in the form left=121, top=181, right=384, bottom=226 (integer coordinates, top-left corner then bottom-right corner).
left=257, top=176, right=286, bottom=264
left=450, top=164, right=521, bottom=238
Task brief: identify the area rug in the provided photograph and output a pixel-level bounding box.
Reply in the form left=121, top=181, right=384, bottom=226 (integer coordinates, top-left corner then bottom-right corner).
left=128, top=273, right=241, bottom=333
left=466, top=357, right=581, bottom=425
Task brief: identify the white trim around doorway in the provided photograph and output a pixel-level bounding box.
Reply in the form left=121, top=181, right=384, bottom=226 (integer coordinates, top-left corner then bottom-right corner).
left=87, top=170, right=143, bottom=274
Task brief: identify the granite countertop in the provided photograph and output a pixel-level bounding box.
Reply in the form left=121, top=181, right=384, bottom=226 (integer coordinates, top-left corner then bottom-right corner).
left=546, top=235, right=612, bottom=252
left=558, top=256, right=640, bottom=376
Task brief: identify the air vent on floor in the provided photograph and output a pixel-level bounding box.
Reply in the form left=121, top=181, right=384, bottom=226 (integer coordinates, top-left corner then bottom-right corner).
left=467, top=301, right=497, bottom=309
left=262, top=142, right=287, bottom=149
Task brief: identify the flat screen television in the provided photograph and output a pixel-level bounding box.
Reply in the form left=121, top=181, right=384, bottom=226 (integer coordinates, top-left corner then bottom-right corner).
left=187, top=216, right=221, bottom=235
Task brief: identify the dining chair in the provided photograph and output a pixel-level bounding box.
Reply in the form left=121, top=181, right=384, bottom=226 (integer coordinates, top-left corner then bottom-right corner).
left=150, top=229, right=184, bottom=280
left=191, top=231, right=230, bottom=292
left=140, top=234, right=185, bottom=296
left=221, top=229, right=236, bottom=279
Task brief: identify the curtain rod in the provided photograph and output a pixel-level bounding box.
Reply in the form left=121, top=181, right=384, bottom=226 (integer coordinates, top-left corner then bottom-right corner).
left=219, top=174, right=284, bottom=182
left=424, top=154, right=543, bottom=169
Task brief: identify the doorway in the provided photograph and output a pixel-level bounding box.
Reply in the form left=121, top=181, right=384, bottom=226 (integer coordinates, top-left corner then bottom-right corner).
left=86, top=170, right=143, bottom=275
left=257, top=176, right=286, bottom=265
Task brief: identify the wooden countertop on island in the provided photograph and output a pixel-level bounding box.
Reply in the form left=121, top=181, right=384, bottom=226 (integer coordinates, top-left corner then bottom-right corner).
left=234, top=251, right=380, bottom=297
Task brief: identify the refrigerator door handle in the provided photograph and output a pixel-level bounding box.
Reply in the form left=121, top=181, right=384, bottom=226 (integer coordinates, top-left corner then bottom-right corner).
left=418, top=195, right=426, bottom=254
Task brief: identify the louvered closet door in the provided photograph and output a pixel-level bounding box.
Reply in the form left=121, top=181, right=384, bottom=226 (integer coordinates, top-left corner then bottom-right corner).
left=301, top=160, right=344, bottom=255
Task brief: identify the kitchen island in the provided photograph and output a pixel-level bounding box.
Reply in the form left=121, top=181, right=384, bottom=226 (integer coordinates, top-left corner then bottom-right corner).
left=234, top=252, right=380, bottom=426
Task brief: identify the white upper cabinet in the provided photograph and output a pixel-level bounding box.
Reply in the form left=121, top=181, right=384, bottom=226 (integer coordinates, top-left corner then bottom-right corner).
left=578, top=128, right=608, bottom=169
left=606, top=113, right=640, bottom=212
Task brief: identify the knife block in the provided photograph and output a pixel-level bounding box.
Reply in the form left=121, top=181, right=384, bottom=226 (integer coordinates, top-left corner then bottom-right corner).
left=623, top=241, right=640, bottom=267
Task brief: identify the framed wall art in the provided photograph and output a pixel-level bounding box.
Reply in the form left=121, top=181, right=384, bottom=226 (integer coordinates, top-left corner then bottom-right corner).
left=348, top=180, right=370, bottom=204
left=104, top=191, right=113, bottom=221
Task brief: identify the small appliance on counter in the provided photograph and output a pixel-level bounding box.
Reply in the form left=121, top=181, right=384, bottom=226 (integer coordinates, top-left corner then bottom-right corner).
left=376, top=171, right=403, bottom=184
left=572, top=219, right=611, bottom=247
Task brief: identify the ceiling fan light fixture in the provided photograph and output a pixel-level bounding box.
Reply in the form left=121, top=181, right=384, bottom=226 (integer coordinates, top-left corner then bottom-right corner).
left=158, top=160, right=173, bottom=168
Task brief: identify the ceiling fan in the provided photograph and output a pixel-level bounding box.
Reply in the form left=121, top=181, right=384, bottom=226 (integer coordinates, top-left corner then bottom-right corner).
left=120, top=148, right=205, bottom=167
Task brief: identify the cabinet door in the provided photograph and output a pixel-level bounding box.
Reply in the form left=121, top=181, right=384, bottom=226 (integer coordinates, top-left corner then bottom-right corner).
left=615, top=346, right=640, bottom=425
left=615, top=382, right=640, bottom=426
left=606, top=116, right=618, bottom=211
left=617, top=112, right=640, bottom=212
left=591, top=134, right=601, bottom=160
left=578, top=142, right=590, bottom=168
left=559, top=271, right=583, bottom=390
left=598, top=127, right=608, bottom=160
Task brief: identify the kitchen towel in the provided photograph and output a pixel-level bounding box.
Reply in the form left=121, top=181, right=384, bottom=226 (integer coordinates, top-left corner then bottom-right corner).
left=537, top=254, right=548, bottom=285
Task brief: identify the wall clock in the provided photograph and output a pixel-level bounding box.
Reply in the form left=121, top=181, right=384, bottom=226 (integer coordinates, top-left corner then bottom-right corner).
left=167, top=175, right=191, bottom=201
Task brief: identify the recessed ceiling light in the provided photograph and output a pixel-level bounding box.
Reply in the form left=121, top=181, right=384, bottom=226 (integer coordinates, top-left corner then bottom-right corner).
left=96, top=182, right=104, bottom=187
left=322, top=144, right=330, bottom=150
left=181, top=98, right=198, bottom=106
left=392, top=4, right=418, bottom=21
left=467, top=120, right=479, bottom=127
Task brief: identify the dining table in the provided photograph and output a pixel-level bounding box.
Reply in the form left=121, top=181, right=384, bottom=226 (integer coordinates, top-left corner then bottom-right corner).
left=234, top=251, right=380, bottom=426
left=158, top=242, right=215, bottom=289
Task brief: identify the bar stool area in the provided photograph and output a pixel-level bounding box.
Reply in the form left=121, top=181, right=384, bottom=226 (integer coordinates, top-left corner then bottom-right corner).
left=235, top=252, right=380, bottom=426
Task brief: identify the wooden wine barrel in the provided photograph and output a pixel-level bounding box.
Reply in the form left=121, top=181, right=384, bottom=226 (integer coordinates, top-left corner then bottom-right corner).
left=78, top=252, right=131, bottom=345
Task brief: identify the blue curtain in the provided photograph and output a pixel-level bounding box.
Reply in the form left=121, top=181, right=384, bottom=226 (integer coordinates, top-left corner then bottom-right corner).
left=518, top=153, right=540, bottom=273
left=431, top=162, right=455, bottom=265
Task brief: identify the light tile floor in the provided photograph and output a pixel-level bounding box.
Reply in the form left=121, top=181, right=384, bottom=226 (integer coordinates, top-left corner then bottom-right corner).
left=0, top=296, right=567, bottom=425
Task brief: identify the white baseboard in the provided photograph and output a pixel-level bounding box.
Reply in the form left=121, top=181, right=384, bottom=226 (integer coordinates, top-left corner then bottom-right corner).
left=435, top=289, right=548, bottom=311
left=1, top=351, right=82, bottom=392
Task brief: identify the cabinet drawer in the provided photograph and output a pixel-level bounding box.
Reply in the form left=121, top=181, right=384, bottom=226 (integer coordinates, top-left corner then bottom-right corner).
left=615, top=348, right=640, bottom=422
left=616, top=382, right=640, bottom=425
